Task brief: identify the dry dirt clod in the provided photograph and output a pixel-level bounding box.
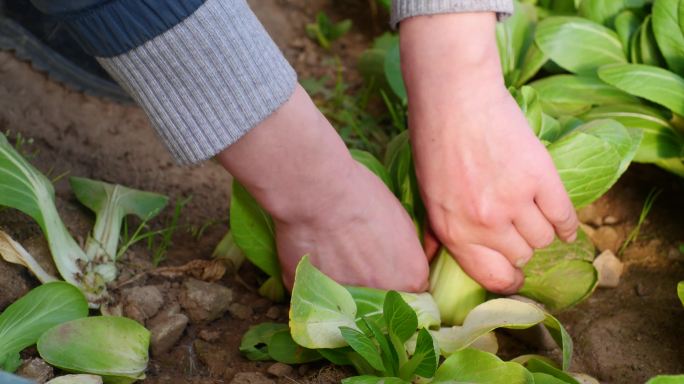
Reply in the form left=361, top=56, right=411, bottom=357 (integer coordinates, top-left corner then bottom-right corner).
left=194, top=339, right=231, bottom=377
left=150, top=313, right=189, bottom=356
left=17, top=358, right=54, bottom=384
left=198, top=328, right=221, bottom=342
left=229, top=302, right=253, bottom=320
left=180, top=278, right=233, bottom=323
left=578, top=205, right=602, bottom=227
left=591, top=226, right=621, bottom=253
left=229, top=372, right=275, bottom=384
left=122, top=285, right=164, bottom=324
left=267, top=362, right=293, bottom=378
left=265, top=306, right=280, bottom=320
left=593, top=250, right=624, bottom=288
left=603, top=216, right=619, bottom=225
left=148, top=303, right=182, bottom=327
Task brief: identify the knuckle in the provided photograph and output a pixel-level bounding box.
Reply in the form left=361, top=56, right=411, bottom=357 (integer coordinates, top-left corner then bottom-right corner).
left=484, top=274, right=519, bottom=293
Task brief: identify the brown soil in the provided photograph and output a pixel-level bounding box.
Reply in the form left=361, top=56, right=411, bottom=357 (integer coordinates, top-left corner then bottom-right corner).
left=0, top=1, right=682, bottom=384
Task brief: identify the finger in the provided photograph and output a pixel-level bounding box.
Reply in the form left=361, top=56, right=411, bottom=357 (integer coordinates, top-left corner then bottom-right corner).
left=480, top=225, right=534, bottom=268
left=450, top=244, right=524, bottom=294
left=513, top=205, right=556, bottom=250
left=423, top=222, right=441, bottom=263
left=535, top=176, right=578, bottom=242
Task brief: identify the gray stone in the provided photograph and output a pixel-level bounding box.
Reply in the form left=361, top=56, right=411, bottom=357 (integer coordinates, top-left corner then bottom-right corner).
left=150, top=313, right=189, bottom=356
left=229, top=372, right=275, bottom=384
left=17, top=358, right=54, bottom=384
left=593, top=250, right=624, bottom=288
left=179, top=278, right=233, bottom=323
left=123, top=285, right=164, bottom=324
left=228, top=302, right=253, bottom=320
left=267, top=362, right=293, bottom=378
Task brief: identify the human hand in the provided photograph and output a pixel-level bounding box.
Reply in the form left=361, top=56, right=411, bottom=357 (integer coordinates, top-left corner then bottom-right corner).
left=399, top=12, right=578, bottom=294
left=217, top=85, right=429, bottom=292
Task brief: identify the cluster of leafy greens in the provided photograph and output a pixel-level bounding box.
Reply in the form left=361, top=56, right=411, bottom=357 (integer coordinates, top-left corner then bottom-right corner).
left=0, top=132, right=168, bottom=303
left=0, top=282, right=149, bottom=382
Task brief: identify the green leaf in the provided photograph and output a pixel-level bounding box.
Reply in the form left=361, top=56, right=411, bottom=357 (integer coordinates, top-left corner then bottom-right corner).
left=540, top=113, right=563, bottom=142
left=342, top=376, right=409, bottom=384
left=0, top=282, right=88, bottom=372
left=384, top=41, right=406, bottom=102
left=318, top=347, right=356, bottom=366
left=497, top=1, right=541, bottom=86
left=614, top=10, right=640, bottom=58
left=580, top=104, right=684, bottom=163
left=383, top=291, right=418, bottom=343
left=636, top=16, right=666, bottom=67
left=578, top=0, right=645, bottom=27
left=435, top=299, right=545, bottom=355
left=269, top=330, right=323, bottom=364
left=647, top=375, right=684, bottom=384
left=542, top=315, right=574, bottom=371
left=345, top=286, right=440, bottom=330
left=598, top=64, right=684, bottom=117
left=533, top=373, right=575, bottom=384
left=290, top=256, right=359, bottom=348
left=340, top=326, right=385, bottom=372
left=548, top=119, right=638, bottom=207
left=0, top=133, right=93, bottom=293
left=230, top=180, right=282, bottom=288
left=38, top=316, right=150, bottom=383
left=529, top=75, right=638, bottom=117
left=351, top=149, right=393, bottom=190
left=513, top=86, right=543, bottom=135
left=239, top=322, right=289, bottom=361
left=652, top=0, right=684, bottom=74
left=429, top=249, right=486, bottom=326
left=517, top=43, right=549, bottom=87
left=525, top=358, right=579, bottom=383
left=70, top=177, right=168, bottom=280
left=400, top=328, right=437, bottom=379
left=363, top=317, right=398, bottom=377
left=521, top=228, right=598, bottom=311
left=678, top=281, right=684, bottom=307
left=432, top=349, right=534, bottom=384
left=535, top=17, right=626, bottom=74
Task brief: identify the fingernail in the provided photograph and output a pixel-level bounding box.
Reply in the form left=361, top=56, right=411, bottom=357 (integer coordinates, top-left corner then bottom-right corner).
left=567, top=232, right=577, bottom=242
left=515, top=257, right=529, bottom=268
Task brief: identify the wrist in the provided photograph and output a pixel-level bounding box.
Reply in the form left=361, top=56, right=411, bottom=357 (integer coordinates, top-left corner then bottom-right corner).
left=216, top=85, right=356, bottom=224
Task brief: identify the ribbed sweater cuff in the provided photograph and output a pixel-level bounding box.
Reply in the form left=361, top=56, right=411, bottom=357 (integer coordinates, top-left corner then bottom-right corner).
left=97, top=0, right=297, bottom=165
left=391, top=0, right=514, bottom=28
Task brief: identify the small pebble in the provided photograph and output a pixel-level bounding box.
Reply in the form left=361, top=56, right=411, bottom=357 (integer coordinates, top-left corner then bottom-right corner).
left=266, top=306, right=280, bottom=320
left=198, top=329, right=221, bottom=342
left=17, top=358, right=53, bottom=384
left=635, top=283, right=650, bottom=297
left=229, top=302, right=253, bottom=320
left=578, top=205, right=602, bottom=226
left=603, top=216, right=618, bottom=225
left=267, top=362, right=293, bottom=378
left=593, top=250, right=624, bottom=288
left=667, top=247, right=684, bottom=261
left=591, top=226, right=621, bottom=253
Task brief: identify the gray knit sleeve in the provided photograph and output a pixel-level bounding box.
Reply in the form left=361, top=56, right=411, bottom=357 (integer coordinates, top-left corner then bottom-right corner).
left=391, top=0, right=514, bottom=27
left=96, top=0, right=297, bottom=165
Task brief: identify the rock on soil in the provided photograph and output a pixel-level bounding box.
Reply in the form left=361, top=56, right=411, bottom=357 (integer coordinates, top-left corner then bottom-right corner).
left=17, top=358, right=54, bottom=384
left=578, top=205, right=602, bottom=226
left=593, top=250, right=624, bottom=288
left=198, top=328, right=221, bottom=342
left=265, top=306, right=280, bottom=320
left=229, top=372, right=275, bottom=384
left=228, top=302, right=253, bottom=320
left=194, top=339, right=232, bottom=377
left=590, top=226, right=621, bottom=253
left=150, top=313, right=189, bottom=356
left=180, top=278, right=233, bottom=323
left=267, top=362, right=293, bottom=378
left=122, top=285, right=165, bottom=324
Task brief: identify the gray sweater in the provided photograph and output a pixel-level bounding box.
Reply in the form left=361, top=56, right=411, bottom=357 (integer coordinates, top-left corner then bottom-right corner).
left=97, top=0, right=513, bottom=165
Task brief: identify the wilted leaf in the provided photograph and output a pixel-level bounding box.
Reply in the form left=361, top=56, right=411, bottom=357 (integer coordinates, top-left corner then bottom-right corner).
left=0, top=230, right=56, bottom=283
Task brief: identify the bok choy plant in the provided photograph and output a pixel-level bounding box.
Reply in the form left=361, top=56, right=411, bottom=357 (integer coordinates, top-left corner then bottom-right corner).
left=0, top=132, right=168, bottom=303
